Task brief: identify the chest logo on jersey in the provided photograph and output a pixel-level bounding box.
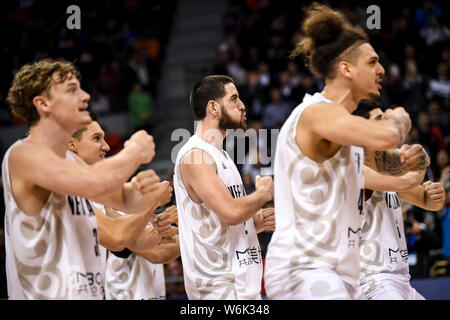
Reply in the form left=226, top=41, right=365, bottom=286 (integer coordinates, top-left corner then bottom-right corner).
left=67, top=196, right=95, bottom=217
left=384, top=193, right=400, bottom=209
left=228, top=184, right=246, bottom=198
left=235, top=246, right=262, bottom=267
left=347, top=227, right=362, bottom=248
left=221, top=162, right=228, bottom=170
left=388, top=247, right=409, bottom=264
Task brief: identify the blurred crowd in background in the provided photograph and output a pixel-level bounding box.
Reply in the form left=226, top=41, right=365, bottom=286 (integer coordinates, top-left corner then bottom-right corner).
left=0, top=0, right=449, bottom=299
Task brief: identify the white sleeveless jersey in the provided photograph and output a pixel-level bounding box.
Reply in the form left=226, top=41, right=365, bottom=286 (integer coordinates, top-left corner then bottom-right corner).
left=174, top=135, right=263, bottom=300
left=104, top=214, right=166, bottom=300
left=264, top=93, right=365, bottom=296
left=360, top=191, right=409, bottom=283
left=2, top=143, right=104, bottom=299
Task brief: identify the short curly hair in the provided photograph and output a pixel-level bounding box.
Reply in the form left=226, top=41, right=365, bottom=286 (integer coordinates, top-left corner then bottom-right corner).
left=7, top=59, right=80, bottom=126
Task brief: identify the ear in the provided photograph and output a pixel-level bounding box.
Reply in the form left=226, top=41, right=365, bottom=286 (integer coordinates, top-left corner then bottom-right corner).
left=32, top=95, right=51, bottom=116
left=68, top=138, right=78, bottom=153
left=207, top=100, right=219, bottom=118
left=337, top=61, right=353, bottom=79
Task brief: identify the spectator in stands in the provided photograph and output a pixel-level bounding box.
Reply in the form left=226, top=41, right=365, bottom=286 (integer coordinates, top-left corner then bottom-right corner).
left=261, top=87, right=291, bottom=130
left=427, top=62, right=450, bottom=107
left=433, top=149, right=449, bottom=181
left=428, top=100, right=449, bottom=140
left=415, top=0, right=443, bottom=31
left=128, top=82, right=154, bottom=132
left=416, top=111, right=445, bottom=162
left=89, top=87, right=112, bottom=116
left=403, top=59, right=427, bottom=117
left=405, top=205, right=442, bottom=278
left=420, top=14, right=450, bottom=47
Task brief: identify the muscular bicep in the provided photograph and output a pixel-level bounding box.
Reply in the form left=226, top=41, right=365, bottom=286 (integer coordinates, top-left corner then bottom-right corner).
left=179, top=150, right=236, bottom=222
left=300, top=103, right=399, bottom=150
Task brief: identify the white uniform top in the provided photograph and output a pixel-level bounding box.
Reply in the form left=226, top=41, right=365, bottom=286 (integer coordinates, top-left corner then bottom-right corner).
left=2, top=143, right=104, bottom=299
left=360, top=191, right=409, bottom=283
left=265, top=93, right=365, bottom=292
left=174, top=135, right=263, bottom=300
left=104, top=213, right=166, bottom=300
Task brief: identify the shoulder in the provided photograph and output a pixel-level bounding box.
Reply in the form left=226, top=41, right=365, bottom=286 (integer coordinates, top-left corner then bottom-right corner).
left=9, top=139, right=49, bottom=163
left=180, top=148, right=217, bottom=170
left=301, top=101, right=344, bottom=116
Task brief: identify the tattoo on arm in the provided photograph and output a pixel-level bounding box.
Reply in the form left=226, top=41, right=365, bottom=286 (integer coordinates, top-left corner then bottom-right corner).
left=364, top=149, right=371, bottom=166
left=374, top=150, right=408, bottom=176
left=394, top=115, right=410, bottom=147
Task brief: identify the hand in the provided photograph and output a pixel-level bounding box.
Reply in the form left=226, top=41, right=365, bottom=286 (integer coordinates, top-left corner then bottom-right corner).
left=397, top=170, right=423, bottom=190
left=153, top=211, right=177, bottom=237
left=159, top=231, right=179, bottom=244
left=423, top=181, right=445, bottom=209
left=151, top=181, right=173, bottom=208
left=131, top=169, right=160, bottom=194
left=441, top=166, right=450, bottom=182
left=399, top=144, right=430, bottom=171
left=256, top=207, right=275, bottom=231
left=124, top=130, right=155, bottom=164
left=160, top=205, right=178, bottom=225
left=255, top=175, right=274, bottom=202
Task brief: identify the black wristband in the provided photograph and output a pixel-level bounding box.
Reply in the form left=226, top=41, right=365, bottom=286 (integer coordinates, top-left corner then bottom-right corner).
left=111, top=248, right=132, bottom=259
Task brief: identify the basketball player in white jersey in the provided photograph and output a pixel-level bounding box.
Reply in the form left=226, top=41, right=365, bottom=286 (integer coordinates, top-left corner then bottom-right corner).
left=104, top=206, right=180, bottom=300
left=173, top=75, right=275, bottom=300
left=264, top=4, right=419, bottom=300
left=3, top=59, right=158, bottom=299
left=355, top=101, right=445, bottom=299
left=68, top=119, right=179, bottom=300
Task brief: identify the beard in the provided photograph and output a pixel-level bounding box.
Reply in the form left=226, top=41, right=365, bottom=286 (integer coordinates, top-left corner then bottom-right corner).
left=218, top=104, right=247, bottom=131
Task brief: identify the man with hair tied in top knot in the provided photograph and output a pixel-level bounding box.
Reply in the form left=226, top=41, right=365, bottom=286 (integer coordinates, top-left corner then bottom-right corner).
left=264, top=3, right=429, bottom=300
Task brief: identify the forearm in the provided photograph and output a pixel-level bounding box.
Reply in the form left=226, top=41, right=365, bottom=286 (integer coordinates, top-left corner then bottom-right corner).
left=90, top=146, right=143, bottom=195
left=133, top=241, right=180, bottom=264
left=98, top=207, right=153, bottom=250
left=97, top=212, right=127, bottom=251
left=365, top=149, right=408, bottom=176
left=226, top=190, right=270, bottom=226
left=94, top=183, right=159, bottom=214
left=364, top=165, right=423, bottom=192
left=129, top=225, right=162, bottom=252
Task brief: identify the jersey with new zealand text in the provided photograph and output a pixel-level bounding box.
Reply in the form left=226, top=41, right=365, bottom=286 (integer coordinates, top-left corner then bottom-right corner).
left=2, top=144, right=104, bottom=299
left=174, top=135, right=263, bottom=300
left=360, top=191, right=409, bottom=283
left=265, top=92, right=365, bottom=295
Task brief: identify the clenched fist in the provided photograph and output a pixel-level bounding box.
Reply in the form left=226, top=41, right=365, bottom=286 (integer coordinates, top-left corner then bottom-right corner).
left=255, top=175, right=274, bottom=203
left=124, top=130, right=155, bottom=164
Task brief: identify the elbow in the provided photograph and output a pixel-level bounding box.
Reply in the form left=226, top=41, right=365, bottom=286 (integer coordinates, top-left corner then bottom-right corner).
left=219, top=206, right=242, bottom=226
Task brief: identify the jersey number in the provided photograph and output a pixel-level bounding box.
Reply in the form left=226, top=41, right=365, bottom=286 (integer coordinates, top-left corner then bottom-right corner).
left=93, top=228, right=100, bottom=257
left=358, top=189, right=364, bottom=215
